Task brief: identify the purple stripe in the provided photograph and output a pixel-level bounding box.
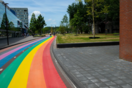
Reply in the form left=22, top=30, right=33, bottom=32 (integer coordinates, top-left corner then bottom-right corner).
left=0, top=37, right=45, bottom=60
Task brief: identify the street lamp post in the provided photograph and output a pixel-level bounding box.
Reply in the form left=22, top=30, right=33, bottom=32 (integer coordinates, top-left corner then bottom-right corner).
left=4, top=3, right=9, bottom=45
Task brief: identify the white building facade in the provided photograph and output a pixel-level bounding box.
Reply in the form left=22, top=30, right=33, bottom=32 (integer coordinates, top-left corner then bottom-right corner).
left=10, top=8, right=28, bottom=27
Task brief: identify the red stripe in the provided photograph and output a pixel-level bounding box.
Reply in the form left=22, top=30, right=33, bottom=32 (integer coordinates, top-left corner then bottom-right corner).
left=42, top=36, right=67, bottom=88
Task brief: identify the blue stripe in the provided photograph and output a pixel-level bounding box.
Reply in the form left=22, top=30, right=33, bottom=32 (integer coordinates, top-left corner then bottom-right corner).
left=0, top=37, right=50, bottom=68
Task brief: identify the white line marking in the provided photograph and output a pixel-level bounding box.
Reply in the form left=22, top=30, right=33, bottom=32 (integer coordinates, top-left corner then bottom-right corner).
left=0, top=68, right=3, bottom=71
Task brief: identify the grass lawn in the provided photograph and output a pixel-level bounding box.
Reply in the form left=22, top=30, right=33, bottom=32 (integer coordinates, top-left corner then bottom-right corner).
left=56, top=33, right=119, bottom=44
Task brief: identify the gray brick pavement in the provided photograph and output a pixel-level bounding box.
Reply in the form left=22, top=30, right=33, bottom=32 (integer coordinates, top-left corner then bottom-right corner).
left=53, top=45, right=132, bottom=88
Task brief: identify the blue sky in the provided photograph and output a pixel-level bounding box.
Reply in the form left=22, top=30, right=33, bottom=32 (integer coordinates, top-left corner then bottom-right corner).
left=3, top=0, right=76, bottom=27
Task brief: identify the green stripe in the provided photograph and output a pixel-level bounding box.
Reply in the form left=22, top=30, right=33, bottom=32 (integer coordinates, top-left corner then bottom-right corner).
left=0, top=37, right=51, bottom=88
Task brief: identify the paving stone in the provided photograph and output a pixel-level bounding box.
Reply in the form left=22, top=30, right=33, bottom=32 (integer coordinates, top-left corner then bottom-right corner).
left=81, top=80, right=93, bottom=85
left=95, top=82, right=108, bottom=87
left=123, top=79, right=132, bottom=83
left=109, top=77, right=119, bottom=81
left=77, top=77, right=88, bottom=81
left=53, top=45, right=132, bottom=88
left=75, top=74, right=84, bottom=77
left=73, top=71, right=81, bottom=75
left=109, top=85, right=122, bottom=88
left=82, top=74, right=91, bottom=76
left=118, top=76, right=127, bottom=80
left=103, top=74, right=113, bottom=78
left=122, top=84, right=132, bottom=88
left=87, top=76, right=95, bottom=80
left=86, top=84, right=99, bottom=88
left=105, top=81, right=116, bottom=86
left=114, top=80, right=126, bottom=85
left=100, top=78, right=110, bottom=82
left=90, top=79, right=100, bottom=83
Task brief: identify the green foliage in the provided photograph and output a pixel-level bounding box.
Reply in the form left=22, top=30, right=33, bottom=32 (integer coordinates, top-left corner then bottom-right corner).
left=8, top=21, right=15, bottom=30
left=34, top=34, right=46, bottom=37
left=57, top=34, right=119, bottom=44
left=84, top=0, right=109, bottom=37
left=29, top=13, right=46, bottom=36
left=30, top=13, right=36, bottom=35
left=0, top=14, right=20, bottom=32
left=36, top=14, right=46, bottom=35
left=42, top=27, right=50, bottom=33
left=67, top=1, right=87, bottom=22
left=67, top=1, right=89, bottom=33
left=35, top=30, right=39, bottom=34
left=62, top=14, right=68, bottom=27
left=105, top=0, right=119, bottom=24
left=82, top=24, right=90, bottom=33
left=58, top=14, right=69, bottom=34
left=1, top=13, right=9, bottom=29
left=63, top=0, right=119, bottom=35
left=59, top=25, right=65, bottom=34
left=67, top=3, right=77, bottom=21
left=70, top=10, right=83, bottom=35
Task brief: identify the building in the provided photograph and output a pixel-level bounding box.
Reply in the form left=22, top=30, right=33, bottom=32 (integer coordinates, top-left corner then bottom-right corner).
left=0, top=0, right=28, bottom=37
left=120, top=0, right=132, bottom=61
left=10, top=8, right=28, bottom=27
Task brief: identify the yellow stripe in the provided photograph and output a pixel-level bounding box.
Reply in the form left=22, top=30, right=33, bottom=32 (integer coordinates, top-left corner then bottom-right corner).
left=8, top=37, right=53, bottom=88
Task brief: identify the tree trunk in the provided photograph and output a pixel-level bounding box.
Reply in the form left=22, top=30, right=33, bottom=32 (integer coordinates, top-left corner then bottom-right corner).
left=92, top=0, right=95, bottom=37
left=76, top=28, right=77, bottom=35
left=80, top=27, right=83, bottom=34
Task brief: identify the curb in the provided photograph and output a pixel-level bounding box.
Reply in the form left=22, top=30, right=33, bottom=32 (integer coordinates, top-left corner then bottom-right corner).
left=57, top=42, right=119, bottom=48
left=0, top=37, right=42, bottom=50
left=50, top=41, right=76, bottom=88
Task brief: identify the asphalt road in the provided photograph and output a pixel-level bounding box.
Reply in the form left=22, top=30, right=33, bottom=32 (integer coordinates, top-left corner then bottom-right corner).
left=0, top=36, right=72, bottom=88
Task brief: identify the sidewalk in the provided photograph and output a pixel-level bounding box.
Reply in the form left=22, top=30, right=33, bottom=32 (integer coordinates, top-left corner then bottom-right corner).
left=0, top=36, right=41, bottom=49
left=53, top=44, right=132, bottom=88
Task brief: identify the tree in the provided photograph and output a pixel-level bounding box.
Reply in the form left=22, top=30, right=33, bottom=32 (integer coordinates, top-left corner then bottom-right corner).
left=61, top=14, right=69, bottom=33
left=59, top=25, right=65, bottom=35
left=62, top=14, right=68, bottom=27
left=70, top=10, right=83, bottom=35
left=105, top=0, right=119, bottom=32
left=42, top=27, right=50, bottom=34
left=85, top=0, right=108, bottom=37
left=67, top=3, right=77, bottom=21
left=58, top=21, right=66, bottom=34
left=30, top=13, right=36, bottom=36
left=36, top=14, right=46, bottom=35
left=9, top=21, right=15, bottom=31
left=67, top=1, right=88, bottom=33
left=1, top=13, right=9, bottom=29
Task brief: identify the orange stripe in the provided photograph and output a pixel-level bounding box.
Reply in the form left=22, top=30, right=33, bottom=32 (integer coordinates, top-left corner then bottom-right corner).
left=27, top=38, right=52, bottom=88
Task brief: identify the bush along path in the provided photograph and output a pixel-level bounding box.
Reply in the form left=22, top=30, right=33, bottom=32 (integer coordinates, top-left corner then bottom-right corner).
left=0, top=36, right=67, bottom=88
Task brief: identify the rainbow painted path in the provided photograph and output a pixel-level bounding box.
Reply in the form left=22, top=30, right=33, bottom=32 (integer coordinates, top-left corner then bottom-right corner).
left=0, top=36, right=67, bottom=88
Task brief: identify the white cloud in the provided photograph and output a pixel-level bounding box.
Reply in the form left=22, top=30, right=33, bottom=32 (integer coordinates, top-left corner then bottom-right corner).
left=6, top=0, right=75, bottom=26
left=47, top=18, right=52, bottom=21
left=28, top=15, right=31, bottom=20
left=32, top=11, right=41, bottom=16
